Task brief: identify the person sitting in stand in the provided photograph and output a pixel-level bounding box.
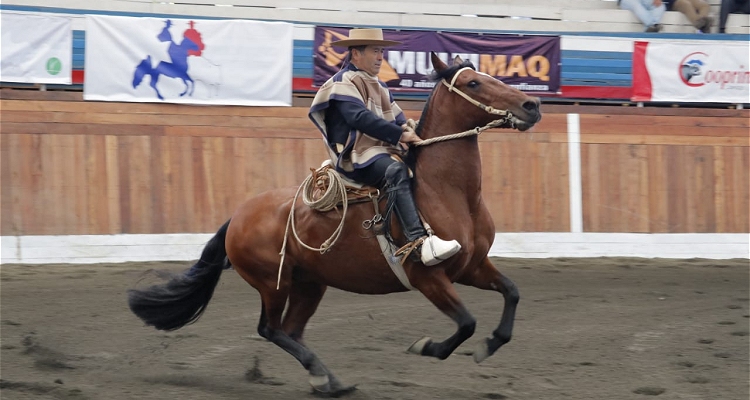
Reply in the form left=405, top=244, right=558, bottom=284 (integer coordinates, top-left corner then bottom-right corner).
left=666, top=0, right=713, bottom=33
left=719, top=0, right=750, bottom=33
left=619, top=0, right=667, bottom=32
left=308, top=28, right=462, bottom=266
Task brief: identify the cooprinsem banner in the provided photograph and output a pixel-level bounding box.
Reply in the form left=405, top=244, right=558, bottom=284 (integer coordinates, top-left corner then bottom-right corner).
left=632, top=40, right=749, bottom=104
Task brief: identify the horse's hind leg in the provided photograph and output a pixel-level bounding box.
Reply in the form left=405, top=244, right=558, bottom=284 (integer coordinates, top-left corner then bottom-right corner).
left=282, top=278, right=327, bottom=346
left=457, top=257, right=519, bottom=363
left=256, top=282, right=349, bottom=395
left=281, top=279, right=355, bottom=395
left=407, top=272, right=477, bottom=360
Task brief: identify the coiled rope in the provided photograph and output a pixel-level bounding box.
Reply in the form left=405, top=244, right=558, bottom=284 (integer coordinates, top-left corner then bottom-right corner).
left=277, top=166, right=348, bottom=288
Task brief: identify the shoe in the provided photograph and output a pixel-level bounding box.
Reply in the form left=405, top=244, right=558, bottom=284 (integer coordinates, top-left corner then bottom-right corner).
left=645, top=25, right=659, bottom=32
left=420, top=235, right=461, bottom=266
left=698, top=16, right=713, bottom=33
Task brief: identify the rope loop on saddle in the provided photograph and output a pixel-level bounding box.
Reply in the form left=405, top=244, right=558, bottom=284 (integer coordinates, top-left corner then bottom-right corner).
left=303, top=165, right=347, bottom=212
left=277, top=165, right=348, bottom=289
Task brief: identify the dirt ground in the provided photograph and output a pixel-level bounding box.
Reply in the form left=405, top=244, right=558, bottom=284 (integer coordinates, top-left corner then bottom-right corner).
left=1, top=257, right=748, bottom=400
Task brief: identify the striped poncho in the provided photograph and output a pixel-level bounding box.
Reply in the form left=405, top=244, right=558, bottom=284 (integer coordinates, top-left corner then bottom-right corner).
left=309, top=65, right=407, bottom=177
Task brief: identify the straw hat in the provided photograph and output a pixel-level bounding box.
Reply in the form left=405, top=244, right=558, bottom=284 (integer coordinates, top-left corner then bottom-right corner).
left=330, top=28, right=401, bottom=48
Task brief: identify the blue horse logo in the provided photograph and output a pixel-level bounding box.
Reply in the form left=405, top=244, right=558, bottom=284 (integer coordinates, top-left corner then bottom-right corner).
left=132, top=20, right=204, bottom=100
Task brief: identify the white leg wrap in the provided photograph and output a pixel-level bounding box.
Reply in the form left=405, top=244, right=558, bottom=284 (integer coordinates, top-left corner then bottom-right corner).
left=407, top=336, right=432, bottom=355
left=309, top=374, right=330, bottom=392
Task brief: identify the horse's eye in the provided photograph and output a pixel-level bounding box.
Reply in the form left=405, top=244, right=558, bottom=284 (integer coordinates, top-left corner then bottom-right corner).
left=467, top=80, right=479, bottom=88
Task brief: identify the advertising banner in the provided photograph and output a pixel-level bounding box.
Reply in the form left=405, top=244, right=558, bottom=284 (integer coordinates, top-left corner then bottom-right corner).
left=314, top=26, right=560, bottom=94
left=84, top=15, right=293, bottom=106
left=1, top=11, right=72, bottom=84
left=632, top=41, right=749, bottom=103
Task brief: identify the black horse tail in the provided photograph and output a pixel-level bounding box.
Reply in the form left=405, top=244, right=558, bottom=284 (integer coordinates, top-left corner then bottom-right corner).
left=128, top=219, right=231, bottom=331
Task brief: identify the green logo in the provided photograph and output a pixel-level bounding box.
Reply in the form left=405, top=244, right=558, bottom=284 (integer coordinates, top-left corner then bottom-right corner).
left=46, top=57, right=62, bottom=75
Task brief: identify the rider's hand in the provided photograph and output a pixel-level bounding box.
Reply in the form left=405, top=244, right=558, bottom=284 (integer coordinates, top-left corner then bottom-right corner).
left=399, top=124, right=420, bottom=144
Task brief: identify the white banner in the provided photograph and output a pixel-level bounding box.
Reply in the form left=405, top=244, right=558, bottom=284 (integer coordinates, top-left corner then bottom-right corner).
left=84, top=15, right=293, bottom=106
left=0, top=11, right=72, bottom=84
left=632, top=41, right=750, bottom=104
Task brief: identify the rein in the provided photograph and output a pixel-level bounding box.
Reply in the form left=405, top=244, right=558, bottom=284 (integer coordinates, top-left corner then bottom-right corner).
left=411, top=67, right=518, bottom=147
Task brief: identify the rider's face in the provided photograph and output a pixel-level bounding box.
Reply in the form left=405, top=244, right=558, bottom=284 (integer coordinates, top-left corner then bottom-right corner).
left=352, top=46, right=386, bottom=76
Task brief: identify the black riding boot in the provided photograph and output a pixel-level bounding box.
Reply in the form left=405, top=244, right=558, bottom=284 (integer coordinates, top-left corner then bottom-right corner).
left=384, top=162, right=427, bottom=243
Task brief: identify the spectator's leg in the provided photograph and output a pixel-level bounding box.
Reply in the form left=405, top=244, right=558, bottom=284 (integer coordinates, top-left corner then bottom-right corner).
left=691, top=0, right=710, bottom=19
left=673, top=0, right=702, bottom=27
left=620, top=0, right=654, bottom=29
left=650, top=1, right=667, bottom=28
left=719, top=0, right=732, bottom=33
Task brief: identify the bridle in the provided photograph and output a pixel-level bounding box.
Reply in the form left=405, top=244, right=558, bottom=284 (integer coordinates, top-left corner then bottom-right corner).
left=411, top=67, right=524, bottom=147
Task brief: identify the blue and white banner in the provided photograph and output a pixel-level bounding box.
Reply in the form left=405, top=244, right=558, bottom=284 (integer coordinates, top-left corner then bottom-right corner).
left=0, top=11, right=72, bottom=84
left=84, top=15, right=293, bottom=106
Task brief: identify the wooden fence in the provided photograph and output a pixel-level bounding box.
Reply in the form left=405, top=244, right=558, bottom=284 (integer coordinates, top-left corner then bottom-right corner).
left=1, top=89, right=747, bottom=236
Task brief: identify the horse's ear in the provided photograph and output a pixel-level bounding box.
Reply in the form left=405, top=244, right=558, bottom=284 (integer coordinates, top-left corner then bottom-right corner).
left=431, top=52, right=447, bottom=73
left=452, top=55, right=464, bottom=66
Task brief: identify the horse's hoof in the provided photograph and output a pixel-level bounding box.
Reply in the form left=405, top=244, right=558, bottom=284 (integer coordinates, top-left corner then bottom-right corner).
left=311, top=381, right=357, bottom=398
left=407, top=336, right=432, bottom=355
left=329, top=384, right=357, bottom=398
left=309, top=374, right=331, bottom=394
left=473, top=337, right=491, bottom=363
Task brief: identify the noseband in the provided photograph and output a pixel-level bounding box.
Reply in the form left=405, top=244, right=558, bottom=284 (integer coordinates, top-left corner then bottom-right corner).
left=442, top=67, right=515, bottom=117
left=411, top=67, right=522, bottom=147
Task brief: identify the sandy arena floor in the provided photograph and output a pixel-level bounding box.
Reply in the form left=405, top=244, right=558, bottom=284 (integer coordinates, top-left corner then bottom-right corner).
left=1, top=257, right=748, bottom=400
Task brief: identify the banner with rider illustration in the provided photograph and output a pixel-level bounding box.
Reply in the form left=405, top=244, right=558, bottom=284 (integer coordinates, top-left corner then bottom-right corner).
left=313, top=26, right=560, bottom=94
left=84, top=15, right=293, bottom=106
left=632, top=41, right=750, bottom=104
left=1, top=11, right=72, bottom=84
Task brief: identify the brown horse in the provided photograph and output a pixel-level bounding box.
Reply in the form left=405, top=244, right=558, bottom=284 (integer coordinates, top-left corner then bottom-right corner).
left=128, top=53, right=542, bottom=396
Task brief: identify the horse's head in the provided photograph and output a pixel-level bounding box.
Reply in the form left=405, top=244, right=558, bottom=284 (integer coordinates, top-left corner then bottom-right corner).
left=429, top=52, right=541, bottom=132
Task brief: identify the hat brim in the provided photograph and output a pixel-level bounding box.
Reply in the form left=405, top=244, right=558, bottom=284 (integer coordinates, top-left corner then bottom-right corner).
left=330, top=39, right=402, bottom=48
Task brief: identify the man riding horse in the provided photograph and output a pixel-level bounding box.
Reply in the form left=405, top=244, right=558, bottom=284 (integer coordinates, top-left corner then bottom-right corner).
left=308, top=28, right=461, bottom=266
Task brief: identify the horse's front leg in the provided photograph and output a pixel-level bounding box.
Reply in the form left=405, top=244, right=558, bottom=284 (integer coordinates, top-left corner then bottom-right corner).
left=407, top=270, right=476, bottom=360
left=457, top=257, right=519, bottom=363
left=179, top=77, right=191, bottom=97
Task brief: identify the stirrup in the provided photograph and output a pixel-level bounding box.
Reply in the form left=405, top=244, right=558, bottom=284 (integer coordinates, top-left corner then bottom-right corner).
left=394, top=237, right=426, bottom=265
left=420, top=235, right=461, bottom=266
